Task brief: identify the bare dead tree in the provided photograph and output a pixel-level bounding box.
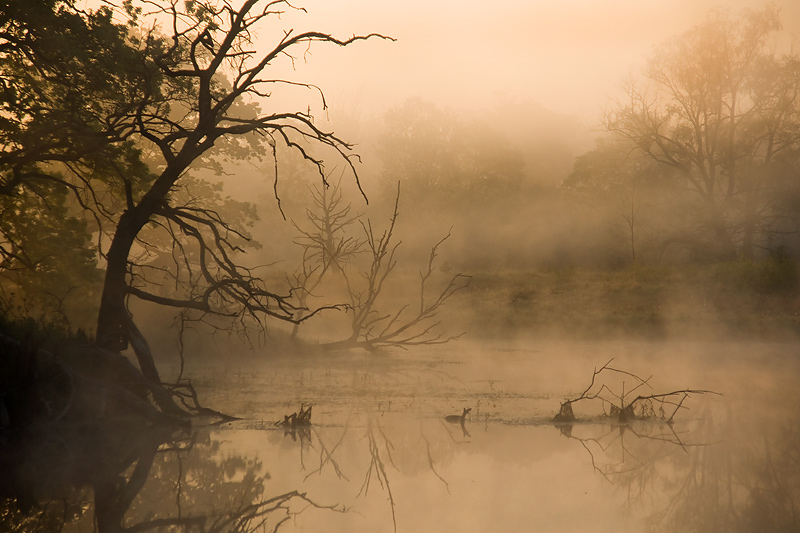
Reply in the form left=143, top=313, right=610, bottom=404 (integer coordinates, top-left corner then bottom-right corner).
left=556, top=406, right=725, bottom=521
left=553, top=359, right=614, bottom=423
left=326, top=189, right=470, bottom=351
left=289, top=178, right=363, bottom=336
left=289, top=182, right=469, bottom=351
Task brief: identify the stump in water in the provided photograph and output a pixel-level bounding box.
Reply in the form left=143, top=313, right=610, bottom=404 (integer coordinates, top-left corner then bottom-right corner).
left=553, top=401, right=576, bottom=423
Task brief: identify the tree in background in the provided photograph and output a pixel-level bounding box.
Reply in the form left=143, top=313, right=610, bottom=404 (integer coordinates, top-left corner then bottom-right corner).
left=378, top=98, right=526, bottom=213
left=0, top=0, right=390, bottom=420
left=563, top=137, right=683, bottom=265
left=603, top=5, right=800, bottom=259
left=288, top=178, right=363, bottom=337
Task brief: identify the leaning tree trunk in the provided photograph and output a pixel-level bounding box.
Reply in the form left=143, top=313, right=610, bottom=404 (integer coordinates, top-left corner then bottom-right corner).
left=96, top=207, right=185, bottom=418
left=96, top=210, right=140, bottom=353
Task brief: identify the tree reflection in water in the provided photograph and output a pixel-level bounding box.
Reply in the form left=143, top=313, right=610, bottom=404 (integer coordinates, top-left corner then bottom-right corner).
left=273, top=412, right=457, bottom=533
left=648, top=405, right=800, bottom=532
left=555, top=399, right=800, bottom=532
left=2, top=396, right=799, bottom=532
left=0, top=422, right=343, bottom=532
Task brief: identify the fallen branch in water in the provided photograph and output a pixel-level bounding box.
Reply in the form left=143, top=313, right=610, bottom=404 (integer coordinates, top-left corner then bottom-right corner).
left=552, top=358, right=721, bottom=424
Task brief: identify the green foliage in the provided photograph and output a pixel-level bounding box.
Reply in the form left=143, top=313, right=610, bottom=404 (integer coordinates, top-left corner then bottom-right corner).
left=0, top=0, right=157, bottom=195
left=0, top=0, right=162, bottom=329
left=0, top=181, right=101, bottom=331
left=1, top=0, right=342, bottom=337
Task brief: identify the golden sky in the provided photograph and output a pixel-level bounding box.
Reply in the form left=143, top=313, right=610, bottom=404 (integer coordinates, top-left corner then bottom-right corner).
left=276, top=0, right=800, bottom=122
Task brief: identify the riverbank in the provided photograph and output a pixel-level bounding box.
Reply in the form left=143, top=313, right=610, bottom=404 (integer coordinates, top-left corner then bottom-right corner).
left=448, top=259, right=800, bottom=341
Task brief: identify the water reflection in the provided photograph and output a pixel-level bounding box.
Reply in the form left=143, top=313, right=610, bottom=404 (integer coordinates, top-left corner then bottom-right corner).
left=1, top=421, right=174, bottom=532
left=3, top=351, right=800, bottom=532
left=551, top=400, right=800, bottom=532
left=0, top=422, right=344, bottom=532
left=648, top=405, right=800, bottom=532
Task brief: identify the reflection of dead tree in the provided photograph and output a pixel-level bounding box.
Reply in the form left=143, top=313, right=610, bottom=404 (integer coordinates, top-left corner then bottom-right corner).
left=419, top=431, right=451, bottom=494
left=552, top=361, right=721, bottom=511
left=358, top=418, right=398, bottom=533
left=203, top=490, right=344, bottom=533
left=304, top=422, right=350, bottom=482
left=571, top=427, right=619, bottom=484
left=276, top=414, right=456, bottom=532
left=553, top=359, right=720, bottom=424
left=559, top=416, right=717, bottom=512
left=655, top=416, right=800, bottom=532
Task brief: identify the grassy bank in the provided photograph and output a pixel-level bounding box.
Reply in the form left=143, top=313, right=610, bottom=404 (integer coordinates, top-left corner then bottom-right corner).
left=447, top=258, right=800, bottom=341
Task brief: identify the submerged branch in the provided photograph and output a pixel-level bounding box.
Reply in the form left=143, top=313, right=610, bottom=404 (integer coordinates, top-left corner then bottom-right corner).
left=553, top=361, right=720, bottom=424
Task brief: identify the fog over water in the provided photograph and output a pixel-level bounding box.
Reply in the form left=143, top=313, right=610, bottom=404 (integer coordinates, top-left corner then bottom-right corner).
left=162, top=2, right=800, bottom=529
left=5, top=0, right=800, bottom=531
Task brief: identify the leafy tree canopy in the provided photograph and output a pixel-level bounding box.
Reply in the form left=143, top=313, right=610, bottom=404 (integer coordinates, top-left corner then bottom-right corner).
left=603, top=5, right=800, bottom=258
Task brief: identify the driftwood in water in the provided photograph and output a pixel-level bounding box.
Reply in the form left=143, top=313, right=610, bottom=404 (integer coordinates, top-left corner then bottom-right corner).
left=275, top=404, right=313, bottom=443
left=553, top=359, right=720, bottom=424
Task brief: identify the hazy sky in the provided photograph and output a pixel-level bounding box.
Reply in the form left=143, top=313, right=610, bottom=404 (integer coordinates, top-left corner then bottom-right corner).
left=269, top=0, right=800, bottom=123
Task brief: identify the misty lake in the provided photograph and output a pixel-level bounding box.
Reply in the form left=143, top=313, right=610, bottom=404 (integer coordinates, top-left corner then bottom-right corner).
left=6, top=339, right=800, bottom=532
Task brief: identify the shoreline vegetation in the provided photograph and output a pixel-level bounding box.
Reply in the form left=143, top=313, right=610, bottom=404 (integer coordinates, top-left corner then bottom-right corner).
left=450, top=257, right=800, bottom=342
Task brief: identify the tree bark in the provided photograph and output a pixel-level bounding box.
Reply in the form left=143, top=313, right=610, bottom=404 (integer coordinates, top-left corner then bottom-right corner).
left=96, top=209, right=143, bottom=351
left=95, top=207, right=187, bottom=417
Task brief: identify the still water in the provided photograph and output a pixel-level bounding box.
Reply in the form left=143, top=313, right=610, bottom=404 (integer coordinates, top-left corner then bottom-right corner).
left=4, top=340, right=800, bottom=532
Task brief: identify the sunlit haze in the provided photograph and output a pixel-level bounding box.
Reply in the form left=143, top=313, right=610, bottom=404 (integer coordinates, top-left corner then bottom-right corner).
left=4, top=1, right=800, bottom=530
left=274, top=0, right=800, bottom=122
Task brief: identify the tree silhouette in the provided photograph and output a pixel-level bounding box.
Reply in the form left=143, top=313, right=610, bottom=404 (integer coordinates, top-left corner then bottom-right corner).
left=0, top=0, right=392, bottom=421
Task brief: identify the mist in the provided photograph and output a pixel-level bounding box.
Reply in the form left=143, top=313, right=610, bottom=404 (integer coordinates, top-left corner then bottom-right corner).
left=272, top=0, right=800, bottom=119
left=3, top=0, right=800, bottom=531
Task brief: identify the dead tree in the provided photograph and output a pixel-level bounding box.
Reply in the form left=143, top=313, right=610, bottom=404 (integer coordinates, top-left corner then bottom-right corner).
left=291, top=183, right=470, bottom=351
left=289, top=179, right=363, bottom=337
left=330, top=191, right=469, bottom=351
